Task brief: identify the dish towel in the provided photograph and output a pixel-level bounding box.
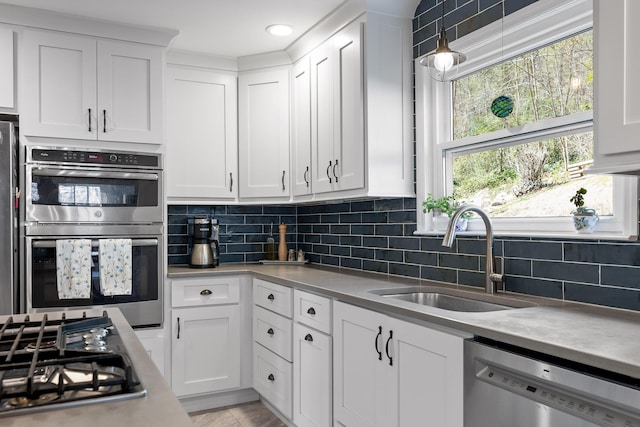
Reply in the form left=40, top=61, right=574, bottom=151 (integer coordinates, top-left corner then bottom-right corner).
left=99, top=239, right=133, bottom=296
left=56, top=239, right=92, bottom=299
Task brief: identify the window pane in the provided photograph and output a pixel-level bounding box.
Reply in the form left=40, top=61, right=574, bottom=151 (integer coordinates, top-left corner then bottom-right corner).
left=453, top=31, right=593, bottom=140
left=451, top=131, right=613, bottom=217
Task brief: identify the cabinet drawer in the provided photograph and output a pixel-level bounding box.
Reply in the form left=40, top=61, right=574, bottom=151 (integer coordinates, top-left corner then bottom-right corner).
left=254, top=305, right=292, bottom=361
left=172, top=277, right=240, bottom=307
left=293, top=289, right=332, bottom=334
left=253, top=278, right=292, bottom=318
left=253, top=342, right=292, bottom=419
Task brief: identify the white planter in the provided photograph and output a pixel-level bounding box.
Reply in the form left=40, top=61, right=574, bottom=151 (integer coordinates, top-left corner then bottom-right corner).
left=433, top=216, right=467, bottom=232
left=572, top=209, right=599, bottom=233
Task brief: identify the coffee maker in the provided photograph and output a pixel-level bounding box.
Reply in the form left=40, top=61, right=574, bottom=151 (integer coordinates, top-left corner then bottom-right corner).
left=190, top=217, right=215, bottom=268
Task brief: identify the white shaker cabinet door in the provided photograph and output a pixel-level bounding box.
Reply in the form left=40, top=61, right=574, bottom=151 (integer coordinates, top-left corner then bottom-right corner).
left=171, top=305, right=241, bottom=396
left=166, top=66, right=237, bottom=200
left=293, top=323, right=332, bottom=427
left=291, top=57, right=312, bottom=197
left=21, top=30, right=97, bottom=139
left=333, top=301, right=387, bottom=427
left=0, top=28, right=14, bottom=110
left=97, top=40, right=163, bottom=143
left=238, top=68, right=290, bottom=199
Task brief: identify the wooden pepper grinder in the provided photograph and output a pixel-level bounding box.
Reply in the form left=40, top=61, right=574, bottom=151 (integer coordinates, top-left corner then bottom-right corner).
left=278, top=223, right=288, bottom=261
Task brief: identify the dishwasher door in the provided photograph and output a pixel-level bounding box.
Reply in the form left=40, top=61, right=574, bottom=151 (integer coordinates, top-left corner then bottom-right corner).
left=464, top=338, right=640, bottom=427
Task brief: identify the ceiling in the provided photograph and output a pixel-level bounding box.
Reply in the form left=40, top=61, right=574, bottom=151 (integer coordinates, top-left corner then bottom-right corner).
left=0, top=0, right=350, bottom=57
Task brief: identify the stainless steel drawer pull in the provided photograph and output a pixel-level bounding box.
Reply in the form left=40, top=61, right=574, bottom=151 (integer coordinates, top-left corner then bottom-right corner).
left=200, top=289, right=212, bottom=296
left=267, top=328, right=274, bottom=336
left=267, top=293, right=275, bottom=301
left=307, top=307, right=316, bottom=315
left=268, top=374, right=275, bottom=381
left=304, top=333, right=313, bottom=342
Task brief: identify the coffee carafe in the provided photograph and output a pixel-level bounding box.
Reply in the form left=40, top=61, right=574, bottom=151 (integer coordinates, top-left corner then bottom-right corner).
left=190, top=217, right=215, bottom=268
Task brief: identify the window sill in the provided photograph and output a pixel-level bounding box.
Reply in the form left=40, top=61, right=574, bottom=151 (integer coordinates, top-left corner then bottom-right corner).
left=414, top=229, right=638, bottom=241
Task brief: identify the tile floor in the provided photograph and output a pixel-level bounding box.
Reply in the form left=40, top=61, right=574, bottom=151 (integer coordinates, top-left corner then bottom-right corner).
left=189, top=401, right=286, bottom=427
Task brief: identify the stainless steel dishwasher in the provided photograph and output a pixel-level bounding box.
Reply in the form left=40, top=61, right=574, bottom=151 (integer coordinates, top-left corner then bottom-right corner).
left=464, top=338, right=640, bottom=427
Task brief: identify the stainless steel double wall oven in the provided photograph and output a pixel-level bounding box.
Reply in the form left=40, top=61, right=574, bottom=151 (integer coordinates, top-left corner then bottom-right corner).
left=23, top=146, right=163, bottom=327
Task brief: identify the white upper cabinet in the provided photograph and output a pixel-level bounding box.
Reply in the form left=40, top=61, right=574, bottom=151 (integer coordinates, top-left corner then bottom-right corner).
left=291, top=58, right=312, bottom=196
left=591, top=0, right=640, bottom=173
left=292, top=14, right=414, bottom=201
left=310, top=21, right=364, bottom=195
left=166, top=65, right=238, bottom=201
left=238, top=68, right=290, bottom=199
left=21, top=30, right=163, bottom=144
left=0, top=28, right=15, bottom=111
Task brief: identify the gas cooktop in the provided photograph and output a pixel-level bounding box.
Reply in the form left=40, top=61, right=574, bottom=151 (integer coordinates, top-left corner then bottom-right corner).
left=0, top=311, right=146, bottom=417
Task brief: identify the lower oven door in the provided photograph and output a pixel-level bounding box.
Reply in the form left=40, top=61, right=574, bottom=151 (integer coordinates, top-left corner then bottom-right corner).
left=25, top=235, right=163, bottom=328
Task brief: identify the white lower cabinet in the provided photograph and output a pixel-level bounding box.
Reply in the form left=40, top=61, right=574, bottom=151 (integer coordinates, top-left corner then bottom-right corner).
left=135, top=328, right=166, bottom=377
left=293, top=322, right=332, bottom=427
left=171, top=277, right=242, bottom=397
left=333, top=301, right=465, bottom=427
left=252, top=278, right=294, bottom=419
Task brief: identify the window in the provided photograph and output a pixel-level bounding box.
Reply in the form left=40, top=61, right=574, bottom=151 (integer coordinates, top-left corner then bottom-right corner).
left=415, top=0, right=637, bottom=239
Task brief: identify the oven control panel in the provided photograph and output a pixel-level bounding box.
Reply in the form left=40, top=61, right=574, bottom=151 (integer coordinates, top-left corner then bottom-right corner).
left=478, top=365, right=640, bottom=427
left=31, top=148, right=160, bottom=168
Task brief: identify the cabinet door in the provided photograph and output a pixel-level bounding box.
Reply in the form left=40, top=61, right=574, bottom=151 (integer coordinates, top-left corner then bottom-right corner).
left=334, top=21, right=365, bottom=192
left=97, top=40, right=163, bottom=143
left=21, top=30, right=97, bottom=139
left=293, top=323, right=332, bottom=427
left=166, top=66, right=237, bottom=199
left=0, top=28, right=14, bottom=110
left=238, top=68, right=290, bottom=198
left=310, top=40, right=335, bottom=194
left=292, top=58, right=312, bottom=196
left=171, top=305, right=240, bottom=396
left=135, top=329, right=166, bottom=377
left=333, top=301, right=387, bottom=427
left=594, top=0, right=635, bottom=156
left=386, top=317, right=464, bottom=427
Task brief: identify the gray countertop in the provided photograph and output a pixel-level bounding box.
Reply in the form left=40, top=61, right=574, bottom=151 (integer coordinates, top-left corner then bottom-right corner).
left=2, top=308, right=193, bottom=427
left=170, top=263, right=640, bottom=379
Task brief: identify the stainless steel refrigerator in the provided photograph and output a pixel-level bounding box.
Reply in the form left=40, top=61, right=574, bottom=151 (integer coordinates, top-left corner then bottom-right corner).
left=0, top=121, right=17, bottom=315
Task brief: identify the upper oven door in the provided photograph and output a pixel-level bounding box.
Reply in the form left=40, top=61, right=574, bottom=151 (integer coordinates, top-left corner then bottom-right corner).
left=26, top=164, right=162, bottom=226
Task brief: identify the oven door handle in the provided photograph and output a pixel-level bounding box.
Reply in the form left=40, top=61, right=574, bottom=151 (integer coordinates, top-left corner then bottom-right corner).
left=31, top=167, right=159, bottom=181
left=31, top=239, right=159, bottom=248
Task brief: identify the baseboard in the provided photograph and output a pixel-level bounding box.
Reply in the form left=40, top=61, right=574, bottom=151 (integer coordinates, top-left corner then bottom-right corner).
left=179, top=388, right=259, bottom=414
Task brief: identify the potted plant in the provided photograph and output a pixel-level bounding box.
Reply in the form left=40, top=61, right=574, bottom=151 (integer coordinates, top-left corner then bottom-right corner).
left=570, top=187, right=599, bottom=233
left=422, top=193, right=472, bottom=231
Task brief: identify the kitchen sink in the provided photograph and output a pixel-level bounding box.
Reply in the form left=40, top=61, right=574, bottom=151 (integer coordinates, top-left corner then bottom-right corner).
left=368, top=286, right=536, bottom=312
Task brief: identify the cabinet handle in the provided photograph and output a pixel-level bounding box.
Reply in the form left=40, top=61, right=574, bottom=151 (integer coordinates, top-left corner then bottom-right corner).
left=375, top=326, right=382, bottom=360
left=282, top=170, right=286, bottom=191
left=200, top=289, right=212, bottom=296
left=267, top=293, right=275, bottom=301
left=326, top=161, right=332, bottom=183
left=229, top=172, right=233, bottom=192
left=267, top=328, right=274, bottom=336
left=304, top=166, right=309, bottom=187
left=268, top=373, right=275, bottom=382
left=304, top=333, right=313, bottom=342
left=306, top=307, right=316, bottom=315
left=88, top=108, right=92, bottom=132
left=103, top=109, right=107, bottom=133
left=333, top=159, right=339, bottom=183
left=177, top=317, right=181, bottom=339
left=385, top=330, right=393, bottom=366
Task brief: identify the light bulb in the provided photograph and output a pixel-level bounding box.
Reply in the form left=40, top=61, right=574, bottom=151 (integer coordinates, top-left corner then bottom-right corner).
left=433, top=52, right=454, bottom=72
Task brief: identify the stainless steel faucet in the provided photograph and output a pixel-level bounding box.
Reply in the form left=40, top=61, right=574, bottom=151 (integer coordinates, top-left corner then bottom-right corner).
left=441, top=204, right=503, bottom=294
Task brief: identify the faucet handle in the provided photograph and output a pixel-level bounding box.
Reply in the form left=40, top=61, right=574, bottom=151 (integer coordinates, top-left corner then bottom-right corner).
left=490, top=256, right=505, bottom=293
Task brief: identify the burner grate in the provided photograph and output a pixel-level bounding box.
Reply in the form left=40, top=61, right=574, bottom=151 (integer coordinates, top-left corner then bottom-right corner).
left=0, top=312, right=143, bottom=414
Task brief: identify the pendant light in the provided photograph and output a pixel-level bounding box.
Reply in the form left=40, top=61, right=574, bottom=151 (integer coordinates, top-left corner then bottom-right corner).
left=419, top=0, right=466, bottom=82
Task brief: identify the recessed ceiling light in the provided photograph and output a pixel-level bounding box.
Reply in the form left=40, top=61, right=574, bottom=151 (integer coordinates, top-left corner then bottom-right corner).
left=266, top=24, right=293, bottom=36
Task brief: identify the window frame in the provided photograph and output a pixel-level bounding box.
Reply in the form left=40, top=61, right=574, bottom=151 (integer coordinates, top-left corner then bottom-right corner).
left=415, top=0, right=638, bottom=240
